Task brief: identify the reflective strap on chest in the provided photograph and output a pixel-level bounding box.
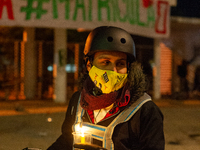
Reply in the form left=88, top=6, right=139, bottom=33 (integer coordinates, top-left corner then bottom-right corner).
left=73, top=93, right=151, bottom=150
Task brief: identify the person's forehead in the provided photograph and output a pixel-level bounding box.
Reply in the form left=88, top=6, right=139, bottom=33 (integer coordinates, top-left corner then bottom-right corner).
left=94, top=51, right=127, bottom=59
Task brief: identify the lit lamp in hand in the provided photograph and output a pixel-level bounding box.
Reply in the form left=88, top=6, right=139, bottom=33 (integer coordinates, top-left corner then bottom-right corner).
left=73, top=123, right=91, bottom=150
left=73, top=123, right=107, bottom=150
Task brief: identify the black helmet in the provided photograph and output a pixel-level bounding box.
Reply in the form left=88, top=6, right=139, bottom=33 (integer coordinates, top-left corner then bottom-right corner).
left=84, top=26, right=136, bottom=62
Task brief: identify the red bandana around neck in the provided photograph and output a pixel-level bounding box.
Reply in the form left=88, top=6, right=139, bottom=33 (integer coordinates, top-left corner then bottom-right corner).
left=80, top=77, right=130, bottom=110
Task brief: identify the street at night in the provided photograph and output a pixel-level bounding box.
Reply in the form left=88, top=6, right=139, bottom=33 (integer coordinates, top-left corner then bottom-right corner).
left=0, top=100, right=200, bottom=150
left=1, top=0, right=200, bottom=150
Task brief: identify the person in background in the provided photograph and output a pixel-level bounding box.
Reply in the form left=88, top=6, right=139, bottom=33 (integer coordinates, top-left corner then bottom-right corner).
left=47, top=26, right=165, bottom=150
left=177, top=60, right=189, bottom=99
left=193, top=65, right=200, bottom=98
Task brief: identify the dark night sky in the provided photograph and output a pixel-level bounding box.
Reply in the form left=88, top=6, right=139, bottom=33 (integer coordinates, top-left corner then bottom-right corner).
left=171, top=0, right=200, bottom=18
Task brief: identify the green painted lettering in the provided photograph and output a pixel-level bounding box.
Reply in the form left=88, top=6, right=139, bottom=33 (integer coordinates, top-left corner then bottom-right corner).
left=117, top=0, right=127, bottom=22
left=147, top=6, right=155, bottom=27
left=52, top=0, right=70, bottom=19
left=98, top=0, right=110, bottom=21
left=21, top=0, right=49, bottom=20
left=111, top=0, right=118, bottom=22
left=73, top=0, right=86, bottom=21
left=128, top=0, right=136, bottom=24
left=88, top=0, right=92, bottom=21
left=136, top=0, right=147, bottom=26
left=52, top=0, right=58, bottom=18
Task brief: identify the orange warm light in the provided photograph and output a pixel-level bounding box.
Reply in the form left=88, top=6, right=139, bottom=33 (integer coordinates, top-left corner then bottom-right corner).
left=23, top=31, right=27, bottom=42
left=160, top=43, right=172, bottom=95
left=76, top=123, right=86, bottom=135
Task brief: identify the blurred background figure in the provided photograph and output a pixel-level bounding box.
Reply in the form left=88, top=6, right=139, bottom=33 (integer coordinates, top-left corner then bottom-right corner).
left=177, top=60, right=189, bottom=99
left=192, top=65, right=200, bottom=98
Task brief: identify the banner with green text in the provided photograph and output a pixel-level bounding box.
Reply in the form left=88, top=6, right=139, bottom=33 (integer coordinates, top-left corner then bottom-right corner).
left=0, top=0, right=170, bottom=38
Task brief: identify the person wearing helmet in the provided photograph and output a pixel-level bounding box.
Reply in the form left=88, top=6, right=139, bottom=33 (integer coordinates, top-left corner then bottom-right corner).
left=47, top=26, right=164, bottom=150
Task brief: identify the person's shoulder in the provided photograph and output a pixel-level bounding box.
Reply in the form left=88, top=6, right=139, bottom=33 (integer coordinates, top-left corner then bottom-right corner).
left=143, top=100, right=158, bottom=108
left=140, top=100, right=163, bottom=118
left=68, top=91, right=81, bottom=105
left=139, top=93, right=160, bottom=109
left=71, top=91, right=81, bottom=98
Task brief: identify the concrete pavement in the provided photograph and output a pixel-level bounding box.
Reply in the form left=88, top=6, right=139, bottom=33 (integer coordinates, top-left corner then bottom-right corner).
left=0, top=98, right=200, bottom=116
left=0, top=98, right=200, bottom=150
left=0, top=100, right=68, bottom=116
left=162, top=106, right=200, bottom=150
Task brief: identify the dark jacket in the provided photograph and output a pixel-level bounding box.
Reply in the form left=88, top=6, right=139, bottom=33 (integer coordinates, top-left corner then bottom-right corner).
left=47, top=62, right=165, bottom=150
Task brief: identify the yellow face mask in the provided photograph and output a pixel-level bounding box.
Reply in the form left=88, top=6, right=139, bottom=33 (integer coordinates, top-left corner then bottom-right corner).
left=89, top=66, right=128, bottom=94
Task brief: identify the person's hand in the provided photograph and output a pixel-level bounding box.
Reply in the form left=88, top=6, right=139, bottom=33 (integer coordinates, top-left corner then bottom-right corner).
left=73, top=143, right=107, bottom=150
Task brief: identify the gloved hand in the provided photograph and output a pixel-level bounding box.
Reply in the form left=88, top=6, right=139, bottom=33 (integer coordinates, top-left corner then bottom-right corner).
left=74, top=143, right=107, bottom=150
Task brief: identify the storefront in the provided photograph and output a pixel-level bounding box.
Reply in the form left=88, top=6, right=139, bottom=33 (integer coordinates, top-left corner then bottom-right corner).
left=0, top=0, right=172, bottom=102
